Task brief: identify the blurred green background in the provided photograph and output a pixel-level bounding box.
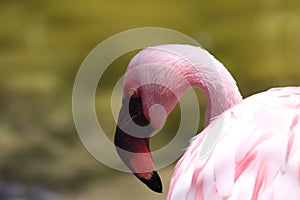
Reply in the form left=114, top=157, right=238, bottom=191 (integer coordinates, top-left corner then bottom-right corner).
left=0, top=0, right=299, bottom=199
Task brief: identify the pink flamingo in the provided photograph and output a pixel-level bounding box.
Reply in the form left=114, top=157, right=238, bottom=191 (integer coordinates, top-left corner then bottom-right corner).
left=114, top=44, right=300, bottom=199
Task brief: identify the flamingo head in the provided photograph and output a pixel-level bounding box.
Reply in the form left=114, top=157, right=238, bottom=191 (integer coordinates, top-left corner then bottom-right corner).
left=114, top=75, right=177, bottom=193
left=113, top=85, right=164, bottom=193
left=114, top=47, right=185, bottom=193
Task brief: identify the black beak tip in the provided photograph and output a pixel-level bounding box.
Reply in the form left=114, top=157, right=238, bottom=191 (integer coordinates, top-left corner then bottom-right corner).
left=138, top=171, right=163, bottom=193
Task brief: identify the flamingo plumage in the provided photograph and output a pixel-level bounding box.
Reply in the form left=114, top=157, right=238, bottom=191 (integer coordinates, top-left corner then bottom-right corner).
left=114, top=44, right=300, bottom=199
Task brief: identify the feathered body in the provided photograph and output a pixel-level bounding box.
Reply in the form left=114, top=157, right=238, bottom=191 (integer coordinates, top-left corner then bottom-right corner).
left=168, top=87, right=300, bottom=199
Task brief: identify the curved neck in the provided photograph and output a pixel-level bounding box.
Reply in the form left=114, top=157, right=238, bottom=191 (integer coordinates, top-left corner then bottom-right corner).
left=128, top=45, right=243, bottom=126
left=184, top=50, right=243, bottom=125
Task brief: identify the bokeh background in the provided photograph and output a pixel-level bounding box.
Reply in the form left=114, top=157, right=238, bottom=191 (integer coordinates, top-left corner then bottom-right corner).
left=0, top=0, right=299, bottom=199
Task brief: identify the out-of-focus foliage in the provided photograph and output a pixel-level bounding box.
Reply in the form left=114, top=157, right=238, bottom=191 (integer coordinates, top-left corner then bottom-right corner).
left=0, top=0, right=299, bottom=199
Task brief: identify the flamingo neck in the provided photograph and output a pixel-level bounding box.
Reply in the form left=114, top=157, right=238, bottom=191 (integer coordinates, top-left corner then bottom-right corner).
left=186, top=53, right=243, bottom=125
left=127, top=45, right=243, bottom=127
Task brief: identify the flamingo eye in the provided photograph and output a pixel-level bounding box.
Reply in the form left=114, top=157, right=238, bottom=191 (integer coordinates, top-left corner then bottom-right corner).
left=128, top=87, right=139, bottom=98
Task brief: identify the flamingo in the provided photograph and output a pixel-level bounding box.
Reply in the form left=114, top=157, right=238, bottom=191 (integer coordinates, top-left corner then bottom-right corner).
left=114, top=44, right=300, bottom=199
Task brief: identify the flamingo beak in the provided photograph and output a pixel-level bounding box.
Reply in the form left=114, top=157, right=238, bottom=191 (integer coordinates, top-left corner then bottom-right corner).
left=114, top=96, right=163, bottom=193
